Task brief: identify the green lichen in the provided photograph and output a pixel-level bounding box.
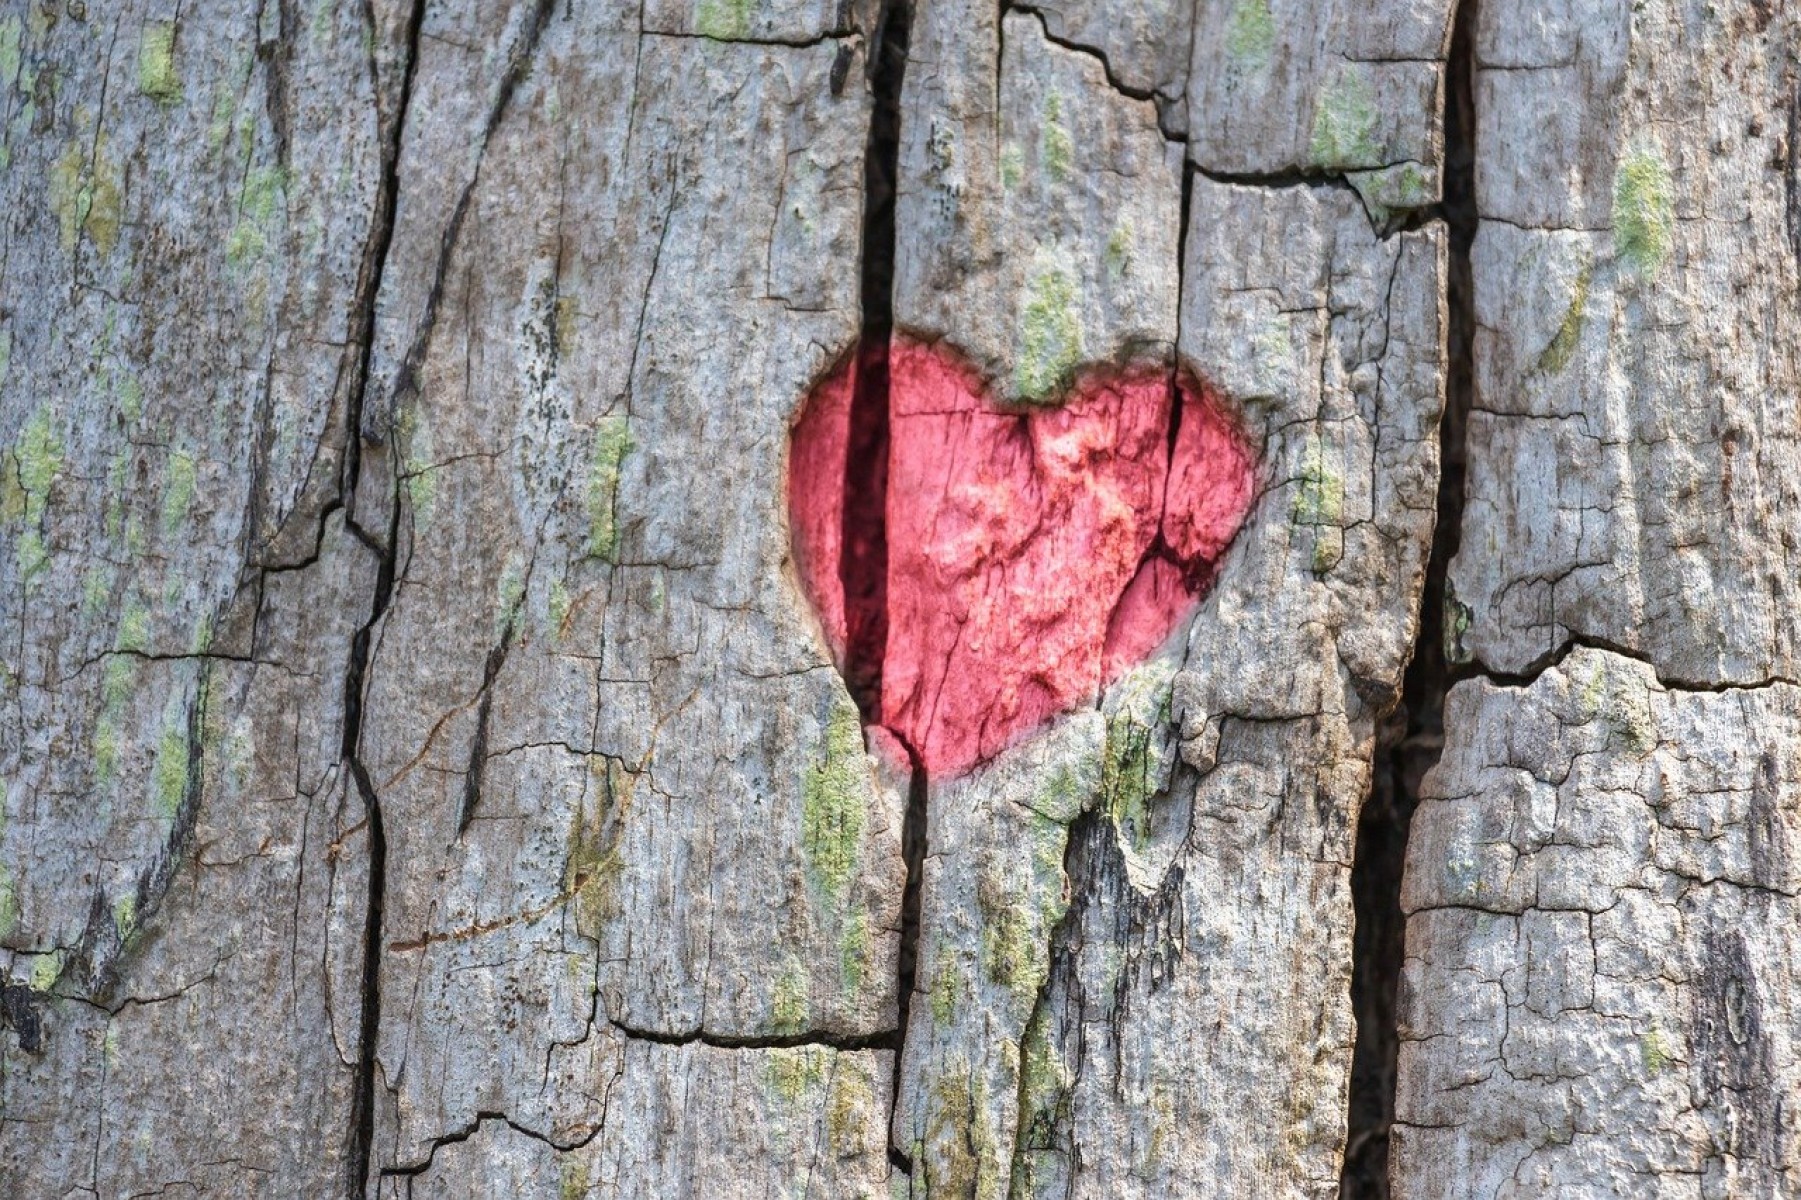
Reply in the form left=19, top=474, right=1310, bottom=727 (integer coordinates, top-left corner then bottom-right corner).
left=93, top=720, right=121, bottom=786
left=767, top=1045, right=827, bottom=1102
left=1443, top=837, right=1481, bottom=899
left=49, top=134, right=122, bottom=256
left=15, top=530, right=45, bottom=583
left=827, top=1064, right=874, bottom=1156
left=116, top=601, right=152, bottom=656
left=1016, top=262, right=1083, bottom=402
left=206, top=86, right=235, bottom=152
left=1641, top=1026, right=1673, bottom=1074
left=802, top=695, right=866, bottom=901
left=1027, top=813, right=1071, bottom=930
left=929, top=949, right=959, bottom=1026
left=1613, top=144, right=1674, bottom=277
left=1103, top=706, right=1157, bottom=852
left=0, top=16, right=22, bottom=91
left=978, top=873, right=1034, bottom=995
left=399, top=407, right=437, bottom=525
left=153, top=710, right=191, bottom=824
left=925, top=1068, right=1003, bottom=1199
left=1348, top=161, right=1437, bottom=224
left=840, top=908, right=870, bottom=994
left=1393, top=162, right=1433, bottom=206
left=117, top=372, right=143, bottom=422
left=160, top=450, right=197, bottom=535
left=772, top=962, right=809, bottom=1034
left=1293, top=435, right=1344, bottom=528
left=1312, top=527, right=1344, bottom=574
left=10, top=407, right=63, bottom=524
left=113, top=892, right=136, bottom=939
left=999, top=142, right=1024, bottom=190
left=1309, top=68, right=1380, bottom=169
left=1225, top=0, right=1276, bottom=69
left=1040, top=93, right=1073, bottom=182
left=227, top=167, right=287, bottom=269
left=586, top=415, right=633, bottom=561
left=1538, top=263, right=1592, bottom=375
left=102, top=659, right=136, bottom=713
left=555, top=294, right=578, bottom=358
left=1037, top=763, right=1087, bottom=825
left=547, top=578, right=572, bottom=639
left=559, top=1156, right=590, bottom=1200
left=1143, top=1088, right=1176, bottom=1170
left=81, top=564, right=110, bottom=614
left=566, top=756, right=633, bottom=934
left=0, top=864, right=17, bottom=940
left=1104, top=221, right=1134, bottom=281
left=137, top=22, right=181, bottom=105
left=1015, top=1001, right=1066, bottom=1189
left=29, top=949, right=61, bottom=992
left=695, top=0, right=753, bottom=40
left=1016, top=1010, right=1071, bottom=1148
left=1096, top=665, right=1179, bottom=863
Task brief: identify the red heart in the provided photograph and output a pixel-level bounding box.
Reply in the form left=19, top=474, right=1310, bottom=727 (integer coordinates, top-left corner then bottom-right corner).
left=790, top=335, right=1256, bottom=776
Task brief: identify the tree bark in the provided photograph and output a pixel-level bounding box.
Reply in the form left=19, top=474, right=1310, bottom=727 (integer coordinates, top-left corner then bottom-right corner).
left=0, top=1, right=1788, bottom=1198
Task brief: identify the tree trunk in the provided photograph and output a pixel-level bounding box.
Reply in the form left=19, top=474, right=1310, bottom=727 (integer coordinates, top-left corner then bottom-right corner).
left=0, top=1, right=1789, bottom=1198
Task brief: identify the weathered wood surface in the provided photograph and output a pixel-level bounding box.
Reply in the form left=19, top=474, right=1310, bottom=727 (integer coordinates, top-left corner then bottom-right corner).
left=0, top=1, right=395, bottom=1192
left=7, top=0, right=1790, bottom=1198
left=1395, top=3, right=1801, bottom=1199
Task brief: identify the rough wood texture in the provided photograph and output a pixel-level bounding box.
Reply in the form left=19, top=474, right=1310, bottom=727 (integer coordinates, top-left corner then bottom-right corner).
left=1399, top=651, right=1801, bottom=1197
left=0, top=2, right=395, bottom=1192
left=888, top=5, right=1448, bottom=1197
left=1445, top=1, right=1801, bottom=683
left=1395, top=3, right=1801, bottom=1199
left=18, top=0, right=1794, bottom=1198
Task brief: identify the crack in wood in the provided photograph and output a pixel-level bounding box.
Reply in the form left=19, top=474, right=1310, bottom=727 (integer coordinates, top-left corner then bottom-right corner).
left=1340, top=2, right=1475, bottom=1196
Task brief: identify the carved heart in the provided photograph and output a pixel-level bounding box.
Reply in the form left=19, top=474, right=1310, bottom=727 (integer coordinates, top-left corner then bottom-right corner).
left=790, top=335, right=1256, bottom=776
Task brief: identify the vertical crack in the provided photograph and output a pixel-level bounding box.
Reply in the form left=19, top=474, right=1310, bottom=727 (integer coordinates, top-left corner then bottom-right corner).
left=844, top=0, right=918, bottom=1173
left=1338, top=2, right=1476, bottom=1197
left=891, top=750, right=927, bottom=1172
left=344, top=0, right=427, bottom=1195
left=841, top=0, right=907, bottom=722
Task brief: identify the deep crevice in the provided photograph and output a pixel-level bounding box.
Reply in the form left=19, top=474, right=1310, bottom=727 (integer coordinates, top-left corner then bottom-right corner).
left=843, top=0, right=918, bottom=1175
left=457, top=624, right=516, bottom=836
left=890, top=744, right=927, bottom=1174
left=344, top=0, right=427, bottom=1194
left=1457, top=632, right=1801, bottom=696
left=609, top=1019, right=899, bottom=1053
left=1338, top=2, right=1476, bottom=1197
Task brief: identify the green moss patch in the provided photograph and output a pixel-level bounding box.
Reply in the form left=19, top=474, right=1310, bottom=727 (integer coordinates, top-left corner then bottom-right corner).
left=1016, top=262, right=1083, bottom=402
left=1537, top=263, right=1592, bottom=374
left=802, top=695, right=866, bottom=901
left=1309, top=69, right=1381, bottom=169
left=138, top=22, right=181, bottom=105
left=1613, top=144, right=1674, bottom=277
left=1225, top=0, right=1276, bottom=70
left=1040, top=93, right=1074, bottom=183
left=695, top=0, right=753, bottom=40
left=49, top=135, right=123, bottom=256
left=586, top=415, right=633, bottom=562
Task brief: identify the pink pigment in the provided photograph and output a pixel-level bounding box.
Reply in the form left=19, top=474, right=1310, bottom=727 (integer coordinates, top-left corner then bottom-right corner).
left=790, top=336, right=1255, bottom=776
